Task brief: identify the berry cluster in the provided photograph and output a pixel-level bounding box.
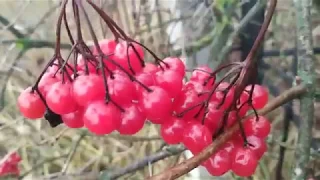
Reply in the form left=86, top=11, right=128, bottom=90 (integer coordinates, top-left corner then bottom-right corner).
left=16, top=0, right=272, bottom=178
left=0, top=152, right=21, bottom=177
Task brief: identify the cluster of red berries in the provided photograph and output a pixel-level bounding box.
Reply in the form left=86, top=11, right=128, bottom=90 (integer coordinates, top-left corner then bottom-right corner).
left=17, top=37, right=270, bottom=177
left=0, top=152, right=21, bottom=177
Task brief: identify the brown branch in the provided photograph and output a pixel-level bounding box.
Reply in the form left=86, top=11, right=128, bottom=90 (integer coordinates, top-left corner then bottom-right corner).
left=147, top=84, right=307, bottom=180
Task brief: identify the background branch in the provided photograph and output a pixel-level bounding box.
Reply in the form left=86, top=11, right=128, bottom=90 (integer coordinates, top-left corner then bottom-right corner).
left=291, top=0, right=315, bottom=179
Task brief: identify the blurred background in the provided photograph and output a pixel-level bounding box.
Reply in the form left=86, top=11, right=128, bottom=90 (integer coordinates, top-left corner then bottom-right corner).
left=0, top=0, right=320, bottom=179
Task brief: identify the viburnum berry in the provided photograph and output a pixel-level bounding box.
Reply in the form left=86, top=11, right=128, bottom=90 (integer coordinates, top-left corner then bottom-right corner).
left=92, top=39, right=117, bottom=71
left=244, top=115, right=271, bottom=138
left=155, top=69, right=183, bottom=98
left=182, top=122, right=212, bottom=154
left=210, top=82, right=235, bottom=110
left=204, top=148, right=231, bottom=176
left=72, top=74, right=105, bottom=106
left=46, top=82, right=78, bottom=115
left=17, top=87, right=46, bottom=119
left=203, top=102, right=224, bottom=133
left=231, top=146, right=258, bottom=177
left=162, top=57, right=186, bottom=77
left=108, top=73, right=138, bottom=105
left=114, top=41, right=144, bottom=74
left=138, top=86, right=173, bottom=122
left=76, top=55, right=98, bottom=74
left=38, top=73, right=59, bottom=97
left=220, top=139, right=239, bottom=154
left=83, top=101, right=121, bottom=135
left=134, top=72, right=156, bottom=93
left=190, top=65, right=215, bottom=87
left=173, top=87, right=204, bottom=120
left=143, top=63, right=159, bottom=74
left=245, top=84, right=269, bottom=110
left=246, top=135, right=268, bottom=159
left=117, top=103, right=146, bottom=135
left=61, top=109, right=84, bottom=128
left=160, top=116, right=187, bottom=144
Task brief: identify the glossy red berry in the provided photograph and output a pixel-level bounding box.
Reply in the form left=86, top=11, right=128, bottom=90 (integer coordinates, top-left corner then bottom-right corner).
left=210, top=82, right=235, bottom=110
left=108, top=73, right=138, bottom=105
left=190, top=66, right=215, bottom=87
left=72, top=74, right=105, bottom=106
left=134, top=72, right=156, bottom=93
left=162, top=57, right=185, bottom=77
left=83, top=101, right=121, bottom=135
left=46, top=82, right=78, bottom=115
left=143, top=63, right=159, bottom=74
left=245, top=84, right=269, bottom=110
left=203, top=102, right=224, bottom=133
left=173, top=88, right=203, bottom=120
left=138, top=86, right=173, bottom=122
left=246, top=135, right=268, bottom=159
left=204, top=149, right=231, bottom=176
left=231, top=146, right=258, bottom=177
left=155, top=70, right=183, bottom=98
left=182, top=122, right=212, bottom=154
left=244, top=115, right=271, bottom=138
left=76, top=55, right=97, bottom=74
left=114, top=41, right=144, bottom=74
left=160, top=117, right=187, bottom=144
left=17, top=87, right=46, bottom=119
left=118, top=103, right=146, bottom=135
left=61, top=109, right=84, bottom=128
left=38, top=73, right=59, bottom=97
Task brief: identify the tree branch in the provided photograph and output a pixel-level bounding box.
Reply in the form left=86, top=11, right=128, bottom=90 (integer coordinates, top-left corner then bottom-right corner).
left=0, top=14, right=25, bottom=38
left=147, top=84, right=307, bottom=180
left=292, top=0, right=315, bottom=179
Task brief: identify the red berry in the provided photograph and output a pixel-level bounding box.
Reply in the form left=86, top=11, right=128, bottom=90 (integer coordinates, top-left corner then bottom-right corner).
left=76, top=55, right=97, bottom=74
left=204, top=149, right=231, bottom=176
left=155, top=70, right=183, bottom=98
left=226, top=111, right=239, bottom=128
left=61, top=109, right=84, bottom=128
left=38, top=73, right=59, bottom=97
left=143, top=63, right=159, bottom=74
left=94, top=39, right=117, bottom=55
left=114, top=41, right=144, bottom=74
left=173, top=88, right=204, bottom=120
left=72, top=74, right=105, bottom=106
left=210, top=82, right=234, bottom=110
left=246, top=135, right=268, bottom=159
left=108, top=73, right=138, bottom=105
left=203, top=102, right=224, bottom=133
left=182, top=122, right=212, bottom=154
left=17, top=87, right=46, bottom=119
left=162, top=57, right=185, bottom=77
left=231, top=146, right=258, bottom=177
left=183, top=81, right=209, bottom=94
left=244, top=115, right=271, bottom=138
left=46, top=82, right=78, bottom=115
left=190, top=66, right=215, bottom=87
left=118, top=103, right=146, bottom=135
left=220, top=140, right=239, bottom=153
left=134, top=72, right=156, bottom=93
left=160, top=117, right=187, bottom=144
left=83, top=101, right=121, bottom=135
left=245, top=84, right=268, bottom=109
left=138, top=86, right=173, bottom=122
left=93, top=39, right=117, bottom=71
